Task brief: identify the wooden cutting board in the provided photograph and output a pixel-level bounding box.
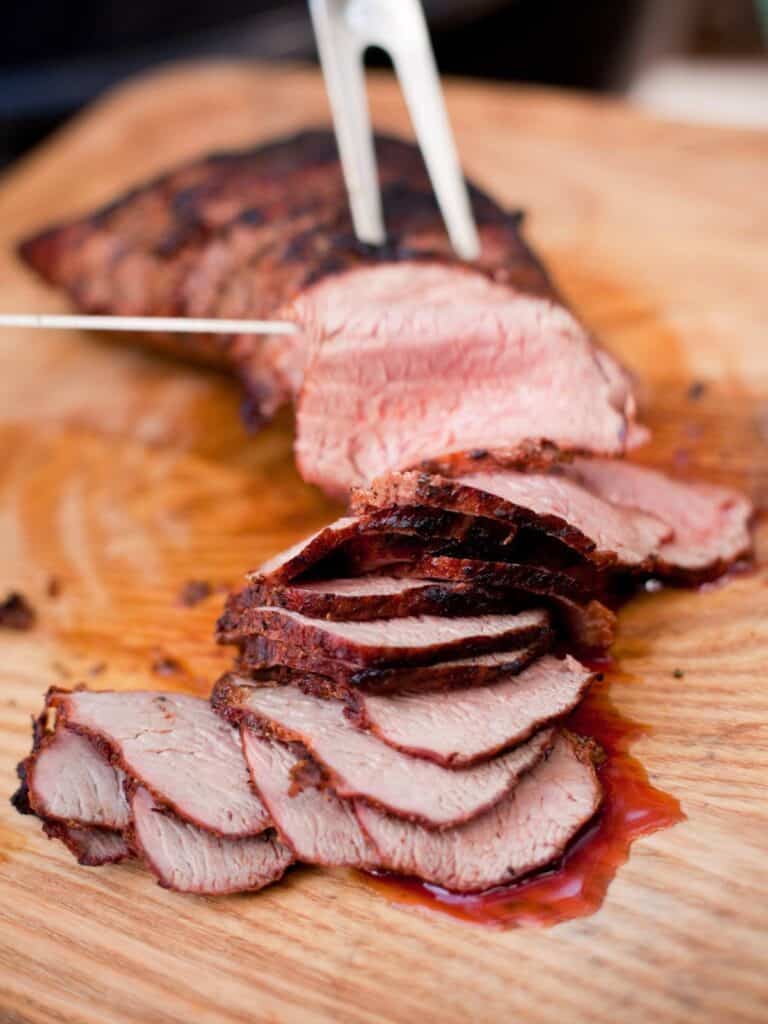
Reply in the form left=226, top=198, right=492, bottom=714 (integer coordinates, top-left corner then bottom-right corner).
left=0, top=62, right=766, bottom=1024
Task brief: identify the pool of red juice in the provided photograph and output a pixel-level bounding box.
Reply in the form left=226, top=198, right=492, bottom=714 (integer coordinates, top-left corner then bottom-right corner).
left=363, top=671, right=684, bottom=928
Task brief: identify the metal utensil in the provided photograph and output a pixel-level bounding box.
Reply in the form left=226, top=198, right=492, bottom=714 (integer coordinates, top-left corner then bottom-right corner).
left=0, top=313, right=297, bottom=335
left=309, top=0, right=479, bottom=259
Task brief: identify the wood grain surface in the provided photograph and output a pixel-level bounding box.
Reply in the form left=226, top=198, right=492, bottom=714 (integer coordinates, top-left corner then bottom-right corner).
left=0, top=62, right=766, bottom=1024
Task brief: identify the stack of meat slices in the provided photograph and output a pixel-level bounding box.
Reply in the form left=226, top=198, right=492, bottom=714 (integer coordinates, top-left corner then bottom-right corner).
left=13, top=689, right=293, bottom=894
left=213, top=678, right=601, bottom=891
left=211, top=456, right=751, bottom=891
left=12, top=455, right=751, bottom=896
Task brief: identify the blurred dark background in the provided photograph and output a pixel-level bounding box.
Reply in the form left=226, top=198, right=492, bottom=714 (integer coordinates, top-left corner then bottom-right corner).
left=2, top=0, right=766, bottom=167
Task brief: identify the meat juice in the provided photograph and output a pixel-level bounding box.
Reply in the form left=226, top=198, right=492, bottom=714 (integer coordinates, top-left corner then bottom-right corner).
left=363, top=668, right=683, bottom=928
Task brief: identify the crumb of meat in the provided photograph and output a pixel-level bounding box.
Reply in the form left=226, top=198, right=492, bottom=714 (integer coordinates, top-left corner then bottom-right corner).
left=673, top=668, right=684, bottom=679
left=0, top=592, right=36, bottom=630
left=10, top=762, right=33, bottom=815
left=46, top=576, right=62, bottom=598
left=177, top=579, right=213, bottom=607
left=151, top=654, right=183, bottom=676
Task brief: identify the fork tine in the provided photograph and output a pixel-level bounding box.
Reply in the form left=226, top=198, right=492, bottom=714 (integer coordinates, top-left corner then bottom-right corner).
left=388, top=1, right=481, bottom=261
left=309, top=0, right=385, bottom=246
left=310, top=0, right=480, bottom=260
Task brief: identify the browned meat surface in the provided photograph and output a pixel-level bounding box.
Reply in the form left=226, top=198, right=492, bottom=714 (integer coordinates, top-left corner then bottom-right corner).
left=251, top=509, right=519, bottom=586
left=41, top=822, right=133, bottom=867
left=353, top=469, right=671, bottom=569
left=234, top=607, right=550, bottom=669
left=353, top=505, right=518, bottom=552
left=19, top=130, right=555, bottom=427
left=53, top=689, right=270, bottom=836
left=213, top=675, right=553, bottom=828
left=257, top=517, right=360, bottom=582
left=356, top=731, right=601, bottom=892
left=0, top=591, right=36, bottom=630
left=253, top=515, right=434, bottom=583
left=346, top=655, right=594, bottom=766
left=240, top=728, right=377, bottom=868
left=244, top=506, right=610, bottom=596
left=293, top=263, right=638, bottom=496
left=566, top=458, right=753, bottom=577
left=398, top=555, right=597, bottom=601
left=355, top=463, right=753, bottom=579
left=129, top=786, right=292, bottom=895
left=235, top=637, right=548, bottom=693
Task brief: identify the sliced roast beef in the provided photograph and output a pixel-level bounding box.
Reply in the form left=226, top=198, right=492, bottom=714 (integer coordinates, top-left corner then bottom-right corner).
left=358, top=504, right=518, bottom=550
left=233, top=601, right=611, bottom=688
left=399, top=555, right=597, bottom=601
left=252, top=515, right=438, bottom=585
left=257, top=529, right=518, bottom=590
left=15, top=689, right=290, bottom=892
left=52, top=690, right=270, bottom=836
left=353, top=469, right=670, bottom=568
left=222, top=548, right=593, bottom=643
left=129, top=786, right=293, bottom=895
left=226, top=534, right=610, bottom=654
left=347, top=655, right=593, bottom=766
left=237, top=607, right=549, bottom=670
left=213, top=676, right=553, bottom=828
left=393, top=555, right=616, bottom=650
left=321, top=534, right=428, bottom=578
left=356, top=731, right=601, bottom=892
left=235, top=637, right=548, bottom=693
left=293, top=263, right=638, bottom=498
left=219, top=573, right=545, bottom=642
left=219, top=575, right=522, bottom=635
left=251, top=508, right=518, bottom=587
left=15, top=707, right=135, bottom=867
left=258, top=517, right=360, bottom=582
left=239, top=728, right=377, bottom=868
left=41, top=821, right=133, bottom=867
left=567, top=458, right=752, bottom=576
left=26, top=726, right=130, bottom=830
left=15, top=717, right=133, bottom=868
